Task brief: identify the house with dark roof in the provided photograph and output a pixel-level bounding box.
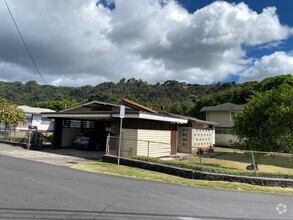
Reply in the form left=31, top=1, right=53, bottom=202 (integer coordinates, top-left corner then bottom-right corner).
left=200, top=103, right=244, bottom=147
left=42, top=99, right=218, bottom=157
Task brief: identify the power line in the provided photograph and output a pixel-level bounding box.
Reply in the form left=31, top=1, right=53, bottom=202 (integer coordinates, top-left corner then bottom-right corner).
left=3, top=0, right=47, bottom=85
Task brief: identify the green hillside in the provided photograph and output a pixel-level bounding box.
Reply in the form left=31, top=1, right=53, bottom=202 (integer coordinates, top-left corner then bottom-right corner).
left=0, top=74, right=291, bottom=119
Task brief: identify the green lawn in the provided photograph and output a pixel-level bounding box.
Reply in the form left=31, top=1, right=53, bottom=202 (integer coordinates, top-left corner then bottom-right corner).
left=132, top=152, right=293, bottom=179
left=71, top=162, right=293, bottom=195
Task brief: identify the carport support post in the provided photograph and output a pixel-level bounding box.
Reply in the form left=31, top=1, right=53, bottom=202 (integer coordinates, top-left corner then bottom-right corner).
left=147, top=141, right=150, bottom=161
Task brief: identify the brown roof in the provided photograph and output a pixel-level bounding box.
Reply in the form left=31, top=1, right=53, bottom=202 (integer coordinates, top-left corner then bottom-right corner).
left=121, top=98, right=158, bottom=114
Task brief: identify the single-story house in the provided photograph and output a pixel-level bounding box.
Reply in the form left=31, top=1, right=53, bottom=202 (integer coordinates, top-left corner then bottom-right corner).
left=17, top=105, right=55, bottom=132
left=42, top=99, right=218, bottom=157
left=200, top=103, right=244, bottom=147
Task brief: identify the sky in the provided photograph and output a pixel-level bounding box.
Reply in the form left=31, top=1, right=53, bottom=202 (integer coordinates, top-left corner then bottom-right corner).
left=0, top=0, right=292, bottom=86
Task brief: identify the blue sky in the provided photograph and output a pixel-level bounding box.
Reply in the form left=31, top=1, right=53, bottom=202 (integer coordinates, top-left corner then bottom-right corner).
left=0, top=0, right=292, bottom=86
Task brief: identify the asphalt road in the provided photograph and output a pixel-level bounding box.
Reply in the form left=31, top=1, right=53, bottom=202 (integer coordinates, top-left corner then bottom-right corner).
left=0, top=155, right=292, bottom=220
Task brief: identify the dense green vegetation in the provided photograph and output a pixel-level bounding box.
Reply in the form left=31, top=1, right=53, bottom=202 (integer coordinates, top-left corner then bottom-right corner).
left=0, top=75, right=292, bottom=120
left=0, top=98, right=25, bottom=127
left=233, top=83, right=293, bottom=153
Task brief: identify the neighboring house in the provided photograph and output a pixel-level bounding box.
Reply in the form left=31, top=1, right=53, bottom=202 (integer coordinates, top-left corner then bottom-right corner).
left=42, top=99, right=218, bottom=157
left=17, top=105, right=55, bottom=132
left=200, top=103, right=244, bottom=147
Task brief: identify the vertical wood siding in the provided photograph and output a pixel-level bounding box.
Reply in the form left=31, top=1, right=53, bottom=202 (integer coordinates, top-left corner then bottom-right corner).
left=121, top=129, right=138, bottom=157
left=137, top=130, right=171, bottom=157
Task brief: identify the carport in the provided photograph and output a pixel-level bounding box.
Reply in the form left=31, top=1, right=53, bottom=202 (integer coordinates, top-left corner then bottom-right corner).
left=54, top=118, right=110, bottom=148
left=43, top=101, right=121, bottom=149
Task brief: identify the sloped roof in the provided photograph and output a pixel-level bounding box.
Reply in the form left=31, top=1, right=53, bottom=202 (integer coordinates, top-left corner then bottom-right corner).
left=18, top=105, right=55, bottom=114
left=200, top=103, right=244, bottom=112
left=43, top=99, right=218, bottom=125
left=59, top=101, right=119, bottom=113
left=162, top=112, right=219, bottom=126
left=121, top=98, right=158, bottom=114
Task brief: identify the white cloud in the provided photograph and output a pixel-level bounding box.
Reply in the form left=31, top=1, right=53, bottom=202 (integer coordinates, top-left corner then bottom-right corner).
left=0, top=0, right=292, bottom=86
left=240, top=51, right=293, bottom=82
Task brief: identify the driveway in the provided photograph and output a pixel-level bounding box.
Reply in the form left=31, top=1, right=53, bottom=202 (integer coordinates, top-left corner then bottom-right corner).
left=0, top=143, right=103, bottom=166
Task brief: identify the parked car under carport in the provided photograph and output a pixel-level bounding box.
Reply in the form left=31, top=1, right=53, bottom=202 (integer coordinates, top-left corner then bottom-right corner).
left=72, top=130, right=112, bottom=151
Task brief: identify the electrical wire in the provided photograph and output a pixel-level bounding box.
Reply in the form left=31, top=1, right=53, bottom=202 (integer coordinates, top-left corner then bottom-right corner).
left=3, top=0, right=47, bottom=85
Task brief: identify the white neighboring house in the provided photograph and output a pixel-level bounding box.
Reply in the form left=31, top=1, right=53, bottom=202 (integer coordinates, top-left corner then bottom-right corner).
left=17, top=105, right=55, bottom=132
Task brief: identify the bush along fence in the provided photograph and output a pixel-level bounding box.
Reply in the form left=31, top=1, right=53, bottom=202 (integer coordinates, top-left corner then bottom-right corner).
left=105, top=135, right=293, bottom=181
left=0, top=129, right=53, bottom=149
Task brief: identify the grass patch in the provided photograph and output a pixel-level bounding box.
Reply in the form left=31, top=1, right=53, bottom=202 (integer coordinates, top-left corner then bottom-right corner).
left=131, top=155, right=293, bottom=179
left=71, top=162, right=293, bottom=195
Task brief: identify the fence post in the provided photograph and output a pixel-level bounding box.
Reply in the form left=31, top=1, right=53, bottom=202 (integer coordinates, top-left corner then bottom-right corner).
left=39, top=133, right=43, bottom=150
left=198, top=147, right=203, bottom=171
left=251, top=150, right=258, bottom=177
left=27, top=130, right=31, bottom=150
left=147, top=141, right=150, bottom=162
left=9, top=128, right=12, bottom=142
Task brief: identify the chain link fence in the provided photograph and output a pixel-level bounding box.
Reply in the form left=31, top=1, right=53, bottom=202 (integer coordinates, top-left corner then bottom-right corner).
left=0, top=129, right=53, bottom=149
left=106, top=135, right=293, bottom=179
left=196, top=147, right=293, bottom=179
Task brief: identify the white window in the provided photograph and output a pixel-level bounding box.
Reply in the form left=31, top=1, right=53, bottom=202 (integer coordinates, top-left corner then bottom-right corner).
left=230, top=111, right=238, bottom=121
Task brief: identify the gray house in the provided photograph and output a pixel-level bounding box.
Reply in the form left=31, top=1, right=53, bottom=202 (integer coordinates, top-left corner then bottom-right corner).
left=200, top=103, right=244, bottom=147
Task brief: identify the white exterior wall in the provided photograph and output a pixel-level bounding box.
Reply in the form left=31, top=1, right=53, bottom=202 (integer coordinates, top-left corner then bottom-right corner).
left=61, top=128, right=81, bottom=147
left=16, top=114, right=54, bottom=131
left=121, top=129, right=171, bottom=157
left=121, top=129, right=138, bottom=157
left=32, top=115, right=54, bottom=131
left=137, top=129, right=171, bottom=157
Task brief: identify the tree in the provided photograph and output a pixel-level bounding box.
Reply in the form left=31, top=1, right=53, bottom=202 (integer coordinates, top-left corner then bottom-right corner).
left=0, top=98, right=25, bottom=127
left=232, top=84, right=293, bottom=153
left=258, top=74, right=293, bottom=92
left=34, top=99, right=79, bottom=111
